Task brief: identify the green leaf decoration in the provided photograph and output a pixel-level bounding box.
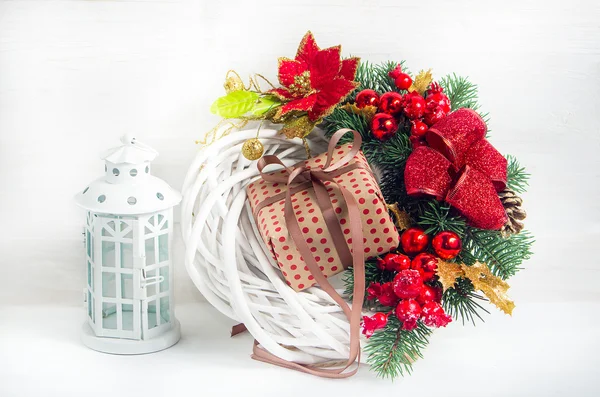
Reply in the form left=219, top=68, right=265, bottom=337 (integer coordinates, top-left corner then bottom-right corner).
left=251, top=96, right=281, bottom=116
left=210, top=91, right=259, bottom=118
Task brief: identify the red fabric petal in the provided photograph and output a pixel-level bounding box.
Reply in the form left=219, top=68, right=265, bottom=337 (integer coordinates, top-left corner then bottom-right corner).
left=339, top=57, right=359, bottom=81
left=279, top=94, right=318, bottom=117
left=268, top=88, right=294, bottom=101
left=446, top=166, right=508, bottom=230
left=278, top=58, right=308, bottom=87
left=309, top=46, right=342, bottom=89
left=295, top=31, right=320, bottom=64
left=308, top=77, right=357, bottom=120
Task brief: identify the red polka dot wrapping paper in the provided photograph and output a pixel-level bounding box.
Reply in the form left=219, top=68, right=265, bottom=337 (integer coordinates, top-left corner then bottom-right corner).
left=247, top=143, right=400, bottom=292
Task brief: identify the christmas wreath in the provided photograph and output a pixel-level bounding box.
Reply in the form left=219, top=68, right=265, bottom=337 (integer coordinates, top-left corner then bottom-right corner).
left=205, top=32, right=534, bottom=379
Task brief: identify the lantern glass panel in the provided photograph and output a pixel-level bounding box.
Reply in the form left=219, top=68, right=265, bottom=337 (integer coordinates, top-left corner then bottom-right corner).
left=146, top=269, right=157, bottom=296
left=122, top=304, right=134, bottom=331
left=159, top=265, right=169, bottom=293
left=158, top=234, right=168, bottom=262
left=121, top=273, right=133, bottom=299
left=147, top=300, right=158, bottom=329
left=102, top=272, right=116, bottom=298
left=145, top=238, right=156, bottom=266
left=160, top=297, right=170, bottom=324
left=102, top=241, right=116, bottom=267
left=120, top=242, right=133, bottom=268
left=102, top=303, right=117, bottom=329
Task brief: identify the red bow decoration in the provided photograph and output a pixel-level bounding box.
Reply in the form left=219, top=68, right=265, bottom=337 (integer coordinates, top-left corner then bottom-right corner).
left=404, top=108, right=508, bottom=230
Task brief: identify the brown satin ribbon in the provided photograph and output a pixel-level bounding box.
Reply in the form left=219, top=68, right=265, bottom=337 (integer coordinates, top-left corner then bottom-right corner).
left=250, top=129, right=367, bottom=378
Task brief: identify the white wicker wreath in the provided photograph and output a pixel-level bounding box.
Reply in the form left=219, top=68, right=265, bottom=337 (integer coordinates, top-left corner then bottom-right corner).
left=180, top=128, right=357, bottom=364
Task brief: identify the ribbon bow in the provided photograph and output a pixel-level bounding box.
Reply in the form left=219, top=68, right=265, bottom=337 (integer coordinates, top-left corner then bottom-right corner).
left=405, top=108, right=508, bottom=230
left=252, top=129, right=367, bottom=378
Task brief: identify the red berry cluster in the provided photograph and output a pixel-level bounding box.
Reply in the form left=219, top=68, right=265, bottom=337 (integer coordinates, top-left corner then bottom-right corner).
left=361, top=228, right=462, bottom=337
left=353, top=64, right=451, bottom=147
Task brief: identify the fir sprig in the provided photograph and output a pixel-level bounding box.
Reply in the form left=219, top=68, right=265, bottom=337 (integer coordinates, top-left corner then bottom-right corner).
left=417, top=201, right=467, bottom=237
left=506, top=155, right=530, bottom=194
left=439, top=73, right=489, bottom=125
left=352, top=60, right=400, bottom=97
left=462, top=228, right=534, bottom=279
left=442, top=277, right=489, bottom=325
left=365, top=316, right=431, bottom=379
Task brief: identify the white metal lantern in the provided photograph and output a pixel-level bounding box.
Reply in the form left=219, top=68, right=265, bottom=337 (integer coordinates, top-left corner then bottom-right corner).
left=75, top=135, right=182, bottom=354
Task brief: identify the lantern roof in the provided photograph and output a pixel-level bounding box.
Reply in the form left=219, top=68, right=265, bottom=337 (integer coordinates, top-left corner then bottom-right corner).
left=74, top=135, right=181, bottom=215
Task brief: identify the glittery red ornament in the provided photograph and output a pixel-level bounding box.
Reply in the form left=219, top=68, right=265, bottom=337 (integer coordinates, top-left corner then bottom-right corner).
left=394, top=73, right=412, bottom=91
left=416, top=285, right=439, bottom=305
left=402, top=92, right=426, bottom=119
left=378, top=253, right=411, bottom=272
left=371, top=113, right=398, bottom=141
left=432, top=231, right=462, bottom=260
left=378, top=92, right=404, bottom=115
left=400, top=227, right=430, bottom=255
left=362, top=312, right=389, bottom=338
left=420, top=301, right=452, bottom=328
left=411, top=253, right=438, bottom=281
left=388, top=64, right=403, bottom=80
left=355, top=89, right=380, bottom=109
left=424, top=83, right=451, bottom=126
left=411, top=120, right=428, bottom=137
left=392, top=269, right=424, bottom=299
left=396, top=299, right=421, bottom=331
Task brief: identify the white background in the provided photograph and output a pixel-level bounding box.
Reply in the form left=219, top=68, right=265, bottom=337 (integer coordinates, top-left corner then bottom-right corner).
left=1, top=0, right=599, bottom=396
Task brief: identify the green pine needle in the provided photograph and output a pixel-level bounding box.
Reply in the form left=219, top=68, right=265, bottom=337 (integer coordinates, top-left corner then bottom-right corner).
left=365, top=316, right=431, bottom=379
left=417, top=201, right=467, bottom=237
left=353, top=60, right=400, bottom=96
left=462, top=228, right=534, bottom=279
left=506, top=155, right=530, bottom=194
left=443, top=277, right=489, bottom=325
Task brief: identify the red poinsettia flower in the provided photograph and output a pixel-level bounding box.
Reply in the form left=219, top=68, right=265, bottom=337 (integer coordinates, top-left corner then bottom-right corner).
left=271, top=31, right=359, bottom=121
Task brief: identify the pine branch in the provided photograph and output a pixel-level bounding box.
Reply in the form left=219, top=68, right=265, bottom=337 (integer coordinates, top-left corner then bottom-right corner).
left=462, top=228, right=534, bottom=279
left=439, top=73, right=489, bottom=125
left=506, top=155, right=530, bottom=194
left=322, top=106, right=370, bottom=138
left=442, top=277, right=489, bottom=325
left=352, top=60, right=400, bottom=97
left=343, top=259, right=390, bottom=301
left=417, top=201, right=467, bottom=237
left=365, top=316, right=431, bottom=379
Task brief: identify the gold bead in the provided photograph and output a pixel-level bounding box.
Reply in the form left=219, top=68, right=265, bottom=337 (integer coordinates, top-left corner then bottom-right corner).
left=242, top=138, right=264, bottom=160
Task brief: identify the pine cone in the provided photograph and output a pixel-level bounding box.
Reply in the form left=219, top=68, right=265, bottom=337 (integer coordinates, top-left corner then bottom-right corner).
left=499, top=188, right=527, bottom=237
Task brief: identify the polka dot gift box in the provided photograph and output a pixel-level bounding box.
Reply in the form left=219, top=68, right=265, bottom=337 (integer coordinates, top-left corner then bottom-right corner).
left=247, top=130, right=400, bottom=292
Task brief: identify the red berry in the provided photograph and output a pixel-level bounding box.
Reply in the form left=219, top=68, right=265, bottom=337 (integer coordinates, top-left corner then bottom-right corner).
left=394, top=73, right=412, bottom=90
left=392, top=269, right=424, bottom=299
left=362, top=312, right=389, bottom=338
left=409, top=135, right=427, bottom=149
left=420, top=301, right=452, bottom=328
left=371, top=113, right=398, bottom=141
left=403, top=92, right=426, bottom=119
left=379, top=253, right=411, bottom=272
left=416, top=285, right=438, bottom=305
left=378, top=92, right=404, bottom=115
left=395, top=299, right=422, bottom=331
left=378, top=282, right=400, bottom=307
left=355, top=89, right=380, bottom=109
left=400, top=227, right=429, bottom=255
left=411, top=120, right=428, bottom=137
left=432, top=231, right=462, bottom=260
left=366, top=282, right=382, bottom=301
left=411, top=253, right=438, bottom=281
left=388, top=64, right=403, bottom=80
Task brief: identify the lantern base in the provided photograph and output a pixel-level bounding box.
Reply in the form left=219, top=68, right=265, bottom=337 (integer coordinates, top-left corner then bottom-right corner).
left=80, top=320, right=181, bottom=355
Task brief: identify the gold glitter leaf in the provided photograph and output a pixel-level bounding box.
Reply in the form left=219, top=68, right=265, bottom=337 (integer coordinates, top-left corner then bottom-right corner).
left=386, top=203, right=412, bottom=231
left=461, top=262, right=515, bottom=315
left=436, top=259, right=464, bottom=292
left=409, top=69, right=433, bottom=95
left=279, top=115, right=316, bottom=139
left=341, top=103, right=377, bottom=121
left=210, top=91, right=259, bottom=118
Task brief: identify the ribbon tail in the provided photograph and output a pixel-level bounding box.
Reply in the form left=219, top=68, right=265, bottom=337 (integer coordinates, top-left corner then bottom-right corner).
left=404, top=146, right=453, bottom=200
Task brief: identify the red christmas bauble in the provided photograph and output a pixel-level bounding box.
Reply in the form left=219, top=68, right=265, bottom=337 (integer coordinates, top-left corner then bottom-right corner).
left=411, top=120, right=428, bottom=137
left=432, top=231, right=462, bottom=260
left=378, top=92, right=404, bottom=115
left=355, top=89, right=380, bottom=109
left=392, top=269, right=424, bottom=299
left=371, top=113, right=398, bottom=141
left=400, top=227, right=429, bottom=255
left=396, top=299, right=421, bottom=331
left=411, top=253, right=438, bottom=281
left=394, top=73, right=413, bottom=91
left=420, top=301, right=452, bottom=328
left=378, top=253, right=411, bottom=272
left=403, top=92, right=426, bottom=119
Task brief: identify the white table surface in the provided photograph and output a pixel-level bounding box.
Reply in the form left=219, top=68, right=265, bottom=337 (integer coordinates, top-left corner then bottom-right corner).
left=1, top=0, right=600, bottom=395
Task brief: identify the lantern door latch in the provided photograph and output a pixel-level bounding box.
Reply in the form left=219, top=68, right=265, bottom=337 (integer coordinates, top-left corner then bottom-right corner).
left=140, top=269, right=165, bottom=288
